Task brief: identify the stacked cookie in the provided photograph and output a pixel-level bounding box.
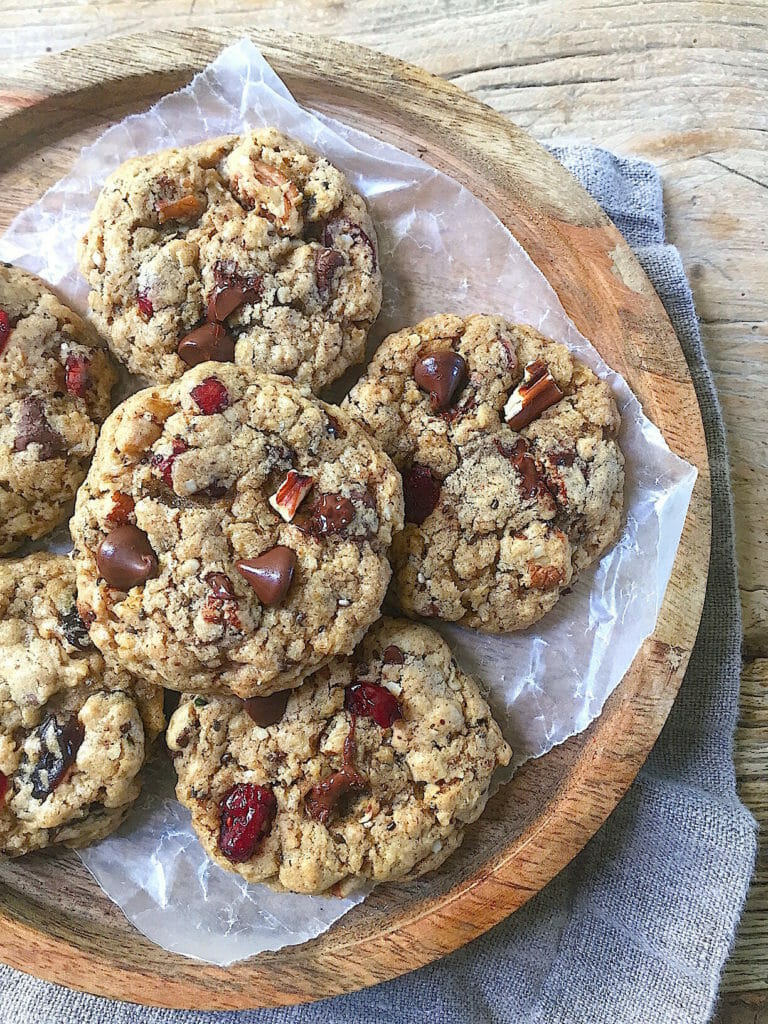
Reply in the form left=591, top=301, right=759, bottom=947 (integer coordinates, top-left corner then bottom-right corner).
left=0, top=128, right=623, bottom=896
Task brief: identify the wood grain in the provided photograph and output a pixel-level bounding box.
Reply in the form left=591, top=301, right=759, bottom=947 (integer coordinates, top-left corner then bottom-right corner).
left=0, top=27, right=710, bottom=1008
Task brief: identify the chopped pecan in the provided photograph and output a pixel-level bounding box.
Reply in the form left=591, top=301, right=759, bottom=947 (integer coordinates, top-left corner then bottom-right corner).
left=269, top=470, right=314, bottom=522
left=504, top=360, right=563, bottom=430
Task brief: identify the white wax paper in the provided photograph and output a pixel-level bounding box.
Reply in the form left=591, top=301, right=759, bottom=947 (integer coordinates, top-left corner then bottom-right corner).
left=0, top=39, right=696, bottom=965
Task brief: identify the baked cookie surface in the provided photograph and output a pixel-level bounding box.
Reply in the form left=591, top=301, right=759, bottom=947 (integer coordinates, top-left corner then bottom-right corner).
left=78, top=128, right=381, bottom=391
left=345, top=314, right=625, bottom=632
left=70, top=363, right=403, bottom=697
left=0, top=552, right=164, bottom=857
left=167, top=617, right=511, bottom=894
left=0, top=264, right=116, bottom=554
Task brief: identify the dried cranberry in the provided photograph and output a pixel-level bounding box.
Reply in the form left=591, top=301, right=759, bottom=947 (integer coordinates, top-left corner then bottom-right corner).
left=190, top=377, right=229, bottom=415
left=137, top=290, right=154, bottom=321
left=218, top=782, right=277, bottom=863
left=295, top=493, right=355, bottom=538
left=403, top=464, right=440, bottom=525
left=0, top=771, right=8, bottom=803
left=0, top=309, right=12, bottom=355
left=28, top=715, right=85, bottom=800
left=60, top=605, right=93, bottom=651
left=345, top=682, right=403, bottom=728
left=64, top=354, right=90, bottom=398
left=151, top=437, right=189, bottom=487
left=106, top=492, right=135, bottom=526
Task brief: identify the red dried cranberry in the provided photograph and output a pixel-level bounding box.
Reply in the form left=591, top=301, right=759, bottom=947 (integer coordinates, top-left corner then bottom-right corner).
left=137, top=290, right=154, bottom=321
left=190, top=377, right=229, bottom=415
left=106, top=492, right=135, bottom=526
left=28, top=715, right=85, bottom=800
left=0, top=309, right=12, bottom=355
left=64, top=354, right=91, bottom=398
left=345, top=682, right=403, bottom=728
left=218, top=782, right=277, bottom=863
left=0, top=771, right=8, bottom=803
left=403, top=464, right=440, bottom=525
left=295, top=493, right=355, bottom=538
left=151, top=437, right=188, bottom=487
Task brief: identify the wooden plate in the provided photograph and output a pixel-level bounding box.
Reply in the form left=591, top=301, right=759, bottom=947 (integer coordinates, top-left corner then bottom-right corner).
left=0, top=28, right=710, bottom=1009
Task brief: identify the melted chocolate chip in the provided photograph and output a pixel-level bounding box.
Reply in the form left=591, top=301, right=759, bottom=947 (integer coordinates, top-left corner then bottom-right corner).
left=403, top=464, right=440, bottom=525
left=28, top=714, right=85, bottom=800
left=413, top=350, right=468, bottom=411
left=13, top=396, right=66, bottom=459
left=314, top=247, right=345, bottom=300
left=207, top=260, right=263, bottom=322
left=243, top=689, right=291, bottom=728
left=295, top=493, right=356, bottom=538
left=382, top=645, right=405, bottom=665
left=97, top=524, right=159, bottom=590
left=305, top=718, right=367, bottom=824
left=60, top=606, right=93, bottom=651
left=323, top=217, right=377, bottom=270
left=236, top=546, right=297, bottom=606
left=205, top=572, right=237, bottom=600
left=495, top=439, right=550, bottom=501
left=178, top=322, right=235, bottom=366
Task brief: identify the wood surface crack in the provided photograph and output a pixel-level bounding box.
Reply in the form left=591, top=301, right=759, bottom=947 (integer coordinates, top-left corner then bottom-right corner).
left=705, top=157, right=768, bottom=193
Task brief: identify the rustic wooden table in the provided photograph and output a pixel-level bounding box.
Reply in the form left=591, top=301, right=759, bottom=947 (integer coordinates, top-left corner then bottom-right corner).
left=5, top=2, right=767, bottom=1020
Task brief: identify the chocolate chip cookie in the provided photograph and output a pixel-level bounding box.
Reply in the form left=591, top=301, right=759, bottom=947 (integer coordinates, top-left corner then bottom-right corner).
left=70, top=363, right=403, bottom=698
left=167, top=617, right=511, bottom=893
left=0, top=552, right=164, bottom=857
left=0, top=264, right=116, bottom=554
left=345, top=314, right=625, bottom=632
left=78, top=128, right=381, bottom=391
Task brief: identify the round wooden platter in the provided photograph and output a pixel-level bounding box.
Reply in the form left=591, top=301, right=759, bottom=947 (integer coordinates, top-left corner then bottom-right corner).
left=0, top=28, right=710, bottom=1010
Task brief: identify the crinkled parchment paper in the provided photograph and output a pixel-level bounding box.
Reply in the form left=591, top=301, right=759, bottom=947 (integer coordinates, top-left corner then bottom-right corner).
left=0, top=40, right=696, bottom=964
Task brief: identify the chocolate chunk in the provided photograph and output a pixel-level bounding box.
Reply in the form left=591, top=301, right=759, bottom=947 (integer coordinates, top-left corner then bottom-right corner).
left=243, top=689, right=291, bottom=728
left=315, top=247, right=345, bottom=300
left=178, top=322, right=235, bottom=366
left=413, top=350, right=468, bottom=411
left=205, top=572, right=237, bottom=600
left=305, top=718, right=367, bottom=824
left=495, top=439, right=551, bottom=501
left=326, top=414, right=344, bottom=439
left=207, top=260, right=263, bottom=322
left=403, top=464, right=440, bottom=525
left=28, top=714, right=85, bottom=800
left=13, top=396, right=66, bottom=459
left=97, top=524, right=159, bottom=590
left=60, top=606, right=93, bottom=651
left=295, top=493, right=355, bottom=538
left=236, top=546, right=297, bottom=606
left=382, top=645, right=405, bottom=665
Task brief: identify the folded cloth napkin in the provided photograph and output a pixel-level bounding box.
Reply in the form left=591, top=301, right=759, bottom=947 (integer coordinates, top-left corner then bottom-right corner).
left=0, top=145, right=757, bottom=1024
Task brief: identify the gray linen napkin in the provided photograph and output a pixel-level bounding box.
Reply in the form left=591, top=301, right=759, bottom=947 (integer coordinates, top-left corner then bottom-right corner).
left=0, top=145, right=757, bottom=1024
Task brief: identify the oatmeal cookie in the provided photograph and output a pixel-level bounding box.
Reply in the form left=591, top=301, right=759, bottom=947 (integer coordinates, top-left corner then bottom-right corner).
left=167, top=617, right=511, bottom=893
left=78, top=128, right=381, bottom=391
left=70, top=363, right=403, bottom=697
left=0, top=264, right=116, bottom=554
left=0, top=552, right=164, bottom=857
left=345, top=314, right=624, bottom=632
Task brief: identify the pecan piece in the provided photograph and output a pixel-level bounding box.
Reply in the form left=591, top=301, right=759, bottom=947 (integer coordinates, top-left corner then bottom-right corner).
left=504, top=360, right=563, bottom=430
left=269, top=471, right=314, bottom=522
left=156, top=193, right=204, bottom=224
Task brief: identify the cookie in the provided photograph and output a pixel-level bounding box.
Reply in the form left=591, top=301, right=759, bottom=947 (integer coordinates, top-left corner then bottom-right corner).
left=167, top=617, right=511, bottom=893
left=0, top=552, right=164, bottom=857
left=0, top=264, right=116, bottom=554
left=345, top=314, right=625, bottom=632
left=78, top=128, right=381, bottom=391
left=70, top=363, right=403, bottom=698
